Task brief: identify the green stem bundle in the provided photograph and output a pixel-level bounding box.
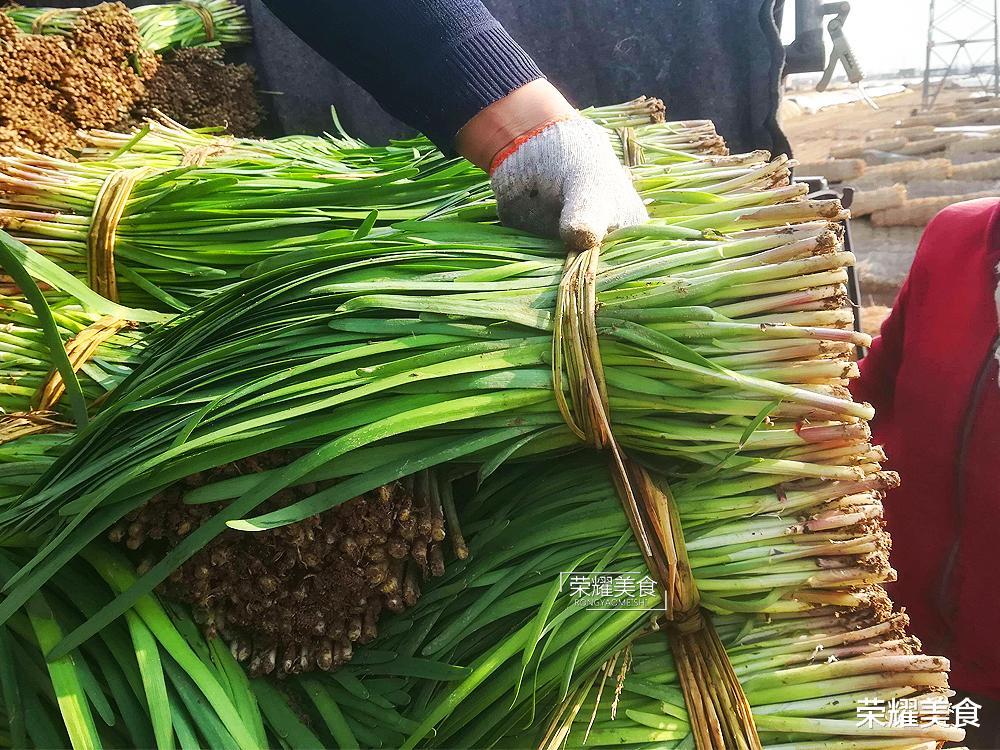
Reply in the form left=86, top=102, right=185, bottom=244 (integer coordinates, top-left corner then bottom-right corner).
left=4, top=0, right=250, bottom=52
left=0, top=114, right=798, bottom=311
left=0, top=209, right=946, bottom=747
left=0, top=101, right=964, bottom=750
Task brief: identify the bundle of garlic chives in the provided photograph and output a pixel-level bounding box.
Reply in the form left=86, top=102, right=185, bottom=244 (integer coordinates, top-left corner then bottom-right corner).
left=556, top=605, right=962, bottom=749
left=4, top=0, right=251, bottom=52
left=75, top=97, right=709, bottom=173
left=0, top=165, right=961, bottom=749
left=580, top=96, right=667, bottom=127
left=0, top=148, right=486, bottom=309
left=132, top=0, right=251, bottom=50
left=0, top=130, right=799, bottom=311
left=0, top=96, right=960, bottom=749
left=0, top=450, right=956, bottom=749
left=0, top=204, right=871, bottom=640
left=425, top=461, right=959, bottom=749
left=75, top=117, right=367, bottom=171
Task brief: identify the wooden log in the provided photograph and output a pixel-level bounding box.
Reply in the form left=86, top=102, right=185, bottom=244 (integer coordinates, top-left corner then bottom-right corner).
left=952, top=108, right=1000, bottom=126
left=954, top=95, right=1000, bottom=108
left=849, top=184, right=907, bottom=218
left=896, top=133, right=963, bottom=155
left=894, top=112, right=957, bottom=128
left=947, top=133, right=1000, bottom=155
left=794, top=158, right=865, bottom=183
left=831, top=138, right=906, bottom=158
left=949, top=157, right=1000, bottom=180
left=852, top=158, right=953, bottom=188
left=869, top=191, right=996, bottom=227
left=867, top=126, right=934, bottom=141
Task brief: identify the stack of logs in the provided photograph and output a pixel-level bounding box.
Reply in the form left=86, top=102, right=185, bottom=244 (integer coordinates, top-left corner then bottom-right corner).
left=795, top=95, right=1000, bottom=227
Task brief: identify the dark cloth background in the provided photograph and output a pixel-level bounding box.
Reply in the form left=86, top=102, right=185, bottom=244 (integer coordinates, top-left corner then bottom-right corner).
left=18, top=0, right=790, bottom=155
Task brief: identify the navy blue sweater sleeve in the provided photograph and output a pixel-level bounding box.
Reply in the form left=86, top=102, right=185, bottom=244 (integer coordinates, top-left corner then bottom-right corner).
left=259, top=0, right=544, bottom=150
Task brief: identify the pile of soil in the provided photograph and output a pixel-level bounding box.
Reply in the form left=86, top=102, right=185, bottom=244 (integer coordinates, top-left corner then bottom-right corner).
left=0, top=2, right=261, bottom=158
left=109, top=452, right=450, bottom=676
left=123, top=46, right=261, bottom=137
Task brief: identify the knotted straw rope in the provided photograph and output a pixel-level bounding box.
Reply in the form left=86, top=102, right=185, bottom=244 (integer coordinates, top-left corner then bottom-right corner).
left=0, top=411, right=71, bottom=444
left=551, top=243, right=762, bottom=750
left=181, top=140, right=235, bottom=167
left=30, top=8, right=67, bottom=34
left=87, top=167, right=153, bottom=302
left=180, top=0, right=215, bottom=42
left=615, top=127, right=644, bottom=168
left=36, top=315, right=131, bottom=412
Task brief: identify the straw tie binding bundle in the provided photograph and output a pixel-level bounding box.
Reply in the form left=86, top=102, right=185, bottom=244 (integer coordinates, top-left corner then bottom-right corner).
left=180, top=0, right=215, bottom=42
left=35, top=314, right=132, bottom=411
left=551, top=243, right=762, bottom=750
left=615, top=127, right=644, bottom=168
left=180, top=136, right=235, bottom=166
left=29, top=8, right=66, bottom=34
left=0, top=410, right=72, bottom=444
left=87, top=167, right=153, bottom=301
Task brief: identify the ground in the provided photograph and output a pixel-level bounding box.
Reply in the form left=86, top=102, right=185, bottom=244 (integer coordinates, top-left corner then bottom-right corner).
left=781, top=85, right=1000, bottom=311
left=784, top=86, right=925, bottom=164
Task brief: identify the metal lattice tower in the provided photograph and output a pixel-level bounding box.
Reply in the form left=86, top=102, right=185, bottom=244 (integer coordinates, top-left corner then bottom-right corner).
left=921, top=0, right=1000, bottom=109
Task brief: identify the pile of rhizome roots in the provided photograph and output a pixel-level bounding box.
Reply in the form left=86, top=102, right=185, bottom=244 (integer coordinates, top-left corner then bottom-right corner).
left=108, top=453, right=456, bottom=676
left=124, top=46, right=261, bottom=138
left=0, top=2, right=260, bottom=157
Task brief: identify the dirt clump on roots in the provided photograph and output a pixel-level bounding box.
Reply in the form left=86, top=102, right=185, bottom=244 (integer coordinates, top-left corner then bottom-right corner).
left=121, top=46, right=262, bottom=137
left=108, top=451, right=451, bottom=676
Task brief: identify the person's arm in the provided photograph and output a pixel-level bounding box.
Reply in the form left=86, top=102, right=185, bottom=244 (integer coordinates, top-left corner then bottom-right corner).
left=261, top=0, right=543, bottom=151
left=261, top=0, right=646, bottom=250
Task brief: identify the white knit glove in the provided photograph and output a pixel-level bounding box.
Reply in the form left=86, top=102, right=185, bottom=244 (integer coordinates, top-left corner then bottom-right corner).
left=490, top=117, right=648, bottom=252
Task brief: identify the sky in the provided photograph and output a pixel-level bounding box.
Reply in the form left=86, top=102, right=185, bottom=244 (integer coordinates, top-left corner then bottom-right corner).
left=780, top=0, right=995, bottom=76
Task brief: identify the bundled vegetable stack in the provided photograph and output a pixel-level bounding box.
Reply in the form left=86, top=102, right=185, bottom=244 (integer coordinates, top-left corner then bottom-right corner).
left=0, top=3, right=152, bottom=157
left=125, top=46, right=262, bottom=137
left=0, top=101, right=967, bottom=749
left=4, top=0, right=251, bottom=51
left=0, top=100, right=677, bottom=473
left=0, top=104, right=786, bottom=311
left=0, top=0, right=257, bottom=158
left=113, top=463, right=454, bottom=676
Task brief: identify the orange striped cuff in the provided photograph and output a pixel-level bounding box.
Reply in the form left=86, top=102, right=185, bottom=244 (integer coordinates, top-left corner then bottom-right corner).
left=488, top=114, right=578, bottom=175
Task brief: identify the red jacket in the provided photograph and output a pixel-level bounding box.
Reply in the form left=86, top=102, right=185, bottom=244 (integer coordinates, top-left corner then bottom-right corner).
left=851, top=197, right=1000, bottom=699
